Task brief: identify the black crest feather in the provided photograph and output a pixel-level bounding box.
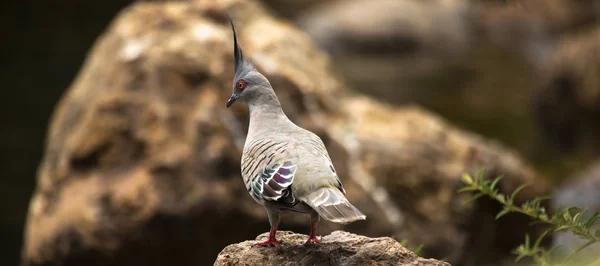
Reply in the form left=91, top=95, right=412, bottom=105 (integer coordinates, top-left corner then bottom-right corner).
left=228, top=17, right=255, bottom=80
left=229, top=18, right=244, bottom=75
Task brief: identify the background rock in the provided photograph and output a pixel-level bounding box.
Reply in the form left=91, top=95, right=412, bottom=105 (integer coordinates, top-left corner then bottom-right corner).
left=326, top=97, right=548, bottom=265
left=292, top=0, right=545, bottom=186
left=296, top=0, right=472, bottom=105
left=214, top=230, right=451, bottom=266
left=533, top=27, right=600, bottom=155
left=292, top=0, right=600, bottom=183
left=298, top=0, right=471, bottom=56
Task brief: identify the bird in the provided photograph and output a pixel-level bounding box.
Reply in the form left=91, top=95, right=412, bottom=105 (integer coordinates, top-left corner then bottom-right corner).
left=225, top=20, right=366, bottom=248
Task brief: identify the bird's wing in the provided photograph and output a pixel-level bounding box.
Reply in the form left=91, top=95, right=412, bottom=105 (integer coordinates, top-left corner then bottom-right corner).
left=293, top=132, right=365, bottom=223
left=300, top=132, right=346, bottom=194
left=242, top=137, right=298, bottom=204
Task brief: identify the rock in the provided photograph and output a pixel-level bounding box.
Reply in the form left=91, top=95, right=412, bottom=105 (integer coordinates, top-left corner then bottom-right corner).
left=261, top=0, right=326, bottom=20
left=475, top=0, right=600, bottom=68
left=473, top=0, right=600, bottom=177
left=477, top=0, right=599, bottom=39
left=214, top=230, right=450, bottom=266
left=22, top=0, right=549, bottom=266
left=296, top=0, right=472, bottom=105
left=297, top=0, right=470, bottom=56
left=532, top=27, right=600, bottom=154
left=552, top=161, right=600, bottom=262
left=293, top=0, right=543, bottom=164
left=325, top=97, right=549, bottom=265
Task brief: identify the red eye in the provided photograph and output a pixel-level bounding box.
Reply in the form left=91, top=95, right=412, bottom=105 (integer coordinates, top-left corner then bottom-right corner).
left=236, top=80, right=246, bottom=90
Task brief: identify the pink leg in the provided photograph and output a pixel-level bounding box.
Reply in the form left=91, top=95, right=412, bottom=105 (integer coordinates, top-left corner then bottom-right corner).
left=303, top=212, right=322, bottom=245
left=253, top=207, right=281, bottom=248
left=252, top=225, right=281, bottom=248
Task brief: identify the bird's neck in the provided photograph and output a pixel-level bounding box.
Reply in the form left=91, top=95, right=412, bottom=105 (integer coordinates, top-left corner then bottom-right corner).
left=247, top=97, right=295, bottom=139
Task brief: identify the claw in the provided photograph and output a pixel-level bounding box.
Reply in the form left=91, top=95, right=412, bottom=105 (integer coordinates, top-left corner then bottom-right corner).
left=253, top=223, right=281, bottom=248
left=302, top=212, right=322, bottom=245
left=302, top=235, right=322, bottom=245
left=252, top=238, right=281, bottom=248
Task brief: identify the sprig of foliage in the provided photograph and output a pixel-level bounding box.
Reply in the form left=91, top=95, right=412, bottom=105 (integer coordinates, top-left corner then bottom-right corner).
left=459, top=170, right=600, bottom=265
left=399, top=239, right=424, bottom=255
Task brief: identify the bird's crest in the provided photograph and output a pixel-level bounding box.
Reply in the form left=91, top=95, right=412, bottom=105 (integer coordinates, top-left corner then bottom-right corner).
left=228, top=18, right=255, bottom=80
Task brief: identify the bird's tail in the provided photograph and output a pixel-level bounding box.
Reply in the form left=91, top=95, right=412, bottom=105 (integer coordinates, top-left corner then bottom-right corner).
left=303, top=187, right=366, bottom=224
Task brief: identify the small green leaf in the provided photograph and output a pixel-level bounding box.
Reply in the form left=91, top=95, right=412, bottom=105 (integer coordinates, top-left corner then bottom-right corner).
left=495, top=194, right=506, bottom=204
left=533, top=231, right=549, bottom=249
left=563, top=211, right=572, bottom=222
left=496, top=208, right=511, bottom=220
left=509, top=183, right=530, bottom=204
left=461, top=174, right=473, bottom=185
left=480, top=184, right=491, bottom=194
left=573, top=212, right=584, bottom=224
left=554, top=225, right=571, bottom=232
left=464, top=193, right=485, bottom=205
left=490, top=176, right=503, bottom=190
left=475, top=170, right=486, bottom=182
left=413, top=244, right=424, bottom=255
left=515, top=253, right=528, bottom=262
left=538, top=207, right=546, bottom=214
left=457, top=186, right=478, bottom=193
left=584, top=212, right=600, bottom=229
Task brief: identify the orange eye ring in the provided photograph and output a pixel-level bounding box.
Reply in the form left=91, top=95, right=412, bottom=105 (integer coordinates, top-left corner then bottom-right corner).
left=236, top=80, right=246, bottom=90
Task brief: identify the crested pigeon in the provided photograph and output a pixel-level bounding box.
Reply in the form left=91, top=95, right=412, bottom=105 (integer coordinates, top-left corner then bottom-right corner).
left=226, top=21, right=366, bottom=247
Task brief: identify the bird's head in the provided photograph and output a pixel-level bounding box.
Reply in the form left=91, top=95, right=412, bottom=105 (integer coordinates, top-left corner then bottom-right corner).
left=227, top=20, right=273, bottom=108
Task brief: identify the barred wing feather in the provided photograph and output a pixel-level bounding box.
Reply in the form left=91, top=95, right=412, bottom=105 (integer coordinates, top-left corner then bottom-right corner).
left=242, top=138, right=297, bottom=204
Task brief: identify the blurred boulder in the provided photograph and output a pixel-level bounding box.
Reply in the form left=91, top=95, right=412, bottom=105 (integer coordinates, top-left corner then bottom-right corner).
left=293, top=0, right=542, bottom=162
left=23, top=0, right=549, bottom=266
left=472, top=0, right=600, bottom=180
left=261, top=0, right=327, bottom=20
left=533, top=27, right=600, bottom=154
left=477, top=0, right=599, bottom=39
left=295, top=0, right=474, bottom=108
left=475, top=0, right=600, bottom=72
left=294, top=0, right=600, bottom=164
left=214, top=230, right=451, bottom=266
left=297, top=0, right=470, bottom=57
left=552, top=161, right=600, bottom=262
left=326, top=97, right=549, bottom=266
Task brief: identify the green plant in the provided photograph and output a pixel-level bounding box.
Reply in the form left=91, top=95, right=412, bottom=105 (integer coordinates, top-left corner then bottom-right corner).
left=459, top=170, right=600, bottom=266
left=399, top=239, right=424, bottom=256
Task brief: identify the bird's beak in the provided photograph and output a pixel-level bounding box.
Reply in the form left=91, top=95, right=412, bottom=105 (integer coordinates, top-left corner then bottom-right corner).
left=226, top=94, right=237, bottom=108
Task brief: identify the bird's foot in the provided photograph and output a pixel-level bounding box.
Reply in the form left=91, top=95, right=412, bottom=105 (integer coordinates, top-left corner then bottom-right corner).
left=252, top=238, right=281, bottom=248
left=302, top=235, right=322, bottom=245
